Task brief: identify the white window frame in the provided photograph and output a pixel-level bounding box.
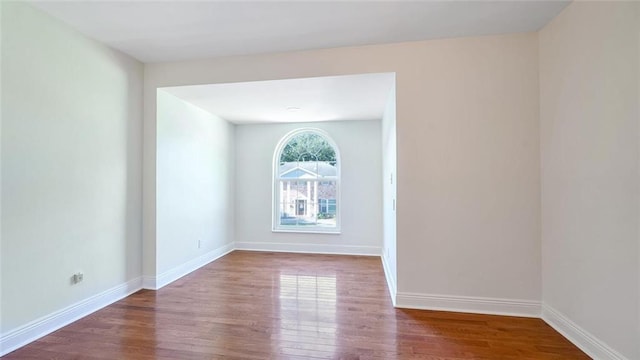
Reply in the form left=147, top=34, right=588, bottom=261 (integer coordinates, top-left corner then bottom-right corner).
left=272, top=128, right=341, bottom=234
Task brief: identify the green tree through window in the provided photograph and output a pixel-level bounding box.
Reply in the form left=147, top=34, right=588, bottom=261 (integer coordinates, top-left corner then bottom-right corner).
left=280, top=133, right=336, bottom=165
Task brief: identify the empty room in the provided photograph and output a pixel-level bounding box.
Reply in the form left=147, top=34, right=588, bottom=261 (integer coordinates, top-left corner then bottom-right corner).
left=1, top=1, right=638, bottom=359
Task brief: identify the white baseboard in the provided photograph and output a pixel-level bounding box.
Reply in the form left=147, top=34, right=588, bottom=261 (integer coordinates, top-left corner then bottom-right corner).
left=0, top=277, right=142, bottom=357
left=143, top=242, right=234, bottom=290
left=234, top=241, right=381, bottom=256
left=396, top=292, right=541, bottom=318
left=380, top=254, right=397, bottom=306
left=141, top=275, right=156, bottom=290
left=542, top=304, right=629, bottom=360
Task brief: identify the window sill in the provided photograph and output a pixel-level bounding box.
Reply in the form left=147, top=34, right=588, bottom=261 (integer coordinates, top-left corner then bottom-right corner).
left=272, top=228, right=341, bottom=235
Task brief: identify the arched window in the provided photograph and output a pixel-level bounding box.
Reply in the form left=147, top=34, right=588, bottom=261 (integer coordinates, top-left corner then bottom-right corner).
left=273, top=129, right=340, bottom=232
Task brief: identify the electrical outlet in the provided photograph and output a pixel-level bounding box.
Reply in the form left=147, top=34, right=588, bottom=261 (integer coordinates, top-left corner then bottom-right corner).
left=71, top=272, right=84, bottom=285
left=198, top=239, right=201, bottom=249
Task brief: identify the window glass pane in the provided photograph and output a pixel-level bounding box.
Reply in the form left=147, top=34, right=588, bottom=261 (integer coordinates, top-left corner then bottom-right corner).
left=279, top=133, right=336, bottom=167
left=280, top=180, right=318, bottom=227
left=316, top=182, right=337, bottom=227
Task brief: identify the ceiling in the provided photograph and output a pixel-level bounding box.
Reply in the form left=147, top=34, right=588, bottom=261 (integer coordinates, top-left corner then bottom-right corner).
left=30, top=1, right=567, bottom=125
left=161, top=73, right=395, bottom=124
left=31, top=1, right=570, bottom=63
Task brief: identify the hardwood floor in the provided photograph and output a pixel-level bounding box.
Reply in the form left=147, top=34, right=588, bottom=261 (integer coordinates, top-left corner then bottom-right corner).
left=3, top=251, right=589, bottom=359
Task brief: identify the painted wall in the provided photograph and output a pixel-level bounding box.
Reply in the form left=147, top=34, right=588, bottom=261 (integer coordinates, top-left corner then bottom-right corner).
left=1, top=0, right=142, bottom=335
left=539, top=2, right=640, bottom=359
left=143, top=32, right=541, bottom=305
left=0, top=1, right=4, bottom=338
left=156, top=90, right=235, bottom=276
left=234, top=120, right=382, bottom=254
left=381, top=86, right=397, bottom=297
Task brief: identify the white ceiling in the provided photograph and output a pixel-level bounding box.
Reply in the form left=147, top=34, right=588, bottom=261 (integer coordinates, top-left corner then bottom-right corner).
left=161, top=73, right=395, bottom=124
left=30, top=1, right=567, bottom=125
left=31, top=1, right=570, bottom=63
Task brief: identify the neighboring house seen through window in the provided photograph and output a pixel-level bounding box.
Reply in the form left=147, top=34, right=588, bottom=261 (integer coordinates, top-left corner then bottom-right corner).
left=273, top=129, right=340, bottom=232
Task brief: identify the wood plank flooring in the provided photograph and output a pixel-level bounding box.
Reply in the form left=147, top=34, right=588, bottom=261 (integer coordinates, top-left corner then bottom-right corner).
left=2, top=251, right=589, bottom=359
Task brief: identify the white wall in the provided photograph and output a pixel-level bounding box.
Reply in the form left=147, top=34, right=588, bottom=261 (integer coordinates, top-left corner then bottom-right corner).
left=1, top=0, right=142, bottom=337
left=0, top=0, right=4, bottom=337
left=156, top=90, right=235, bottom=278
left=395, top=34, right=541, bottom=306
left=234, top=120, right=382, bottom=254
left=539, top=2, right=640, bottom=359
left=381, top=86, right=397, bottom=297
left=143, top=32, right=542, bottom=308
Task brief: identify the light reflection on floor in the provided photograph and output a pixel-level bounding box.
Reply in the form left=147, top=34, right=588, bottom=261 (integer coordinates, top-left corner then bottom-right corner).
left=278, top=273, right=337, bottom=356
